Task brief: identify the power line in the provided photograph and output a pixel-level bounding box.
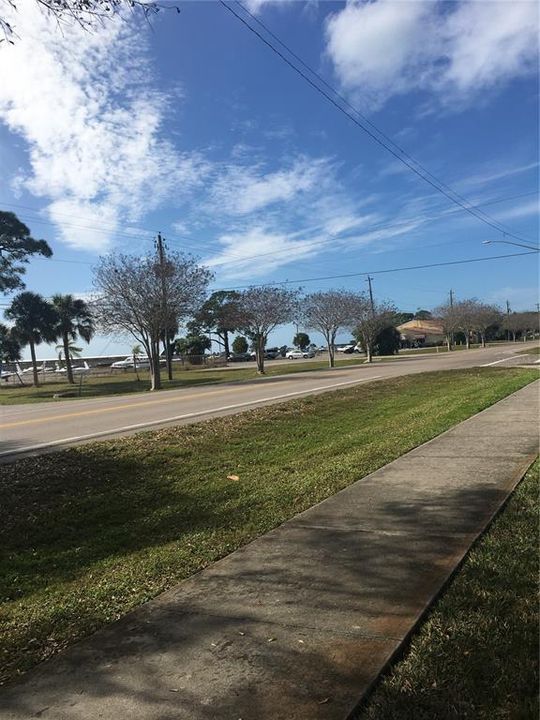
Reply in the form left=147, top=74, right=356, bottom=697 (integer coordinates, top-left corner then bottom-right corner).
left=214, top=250, right=537, bottom=290
left=220, top=0, right=534, bottom=245
left=0, top=251, right=534, bottom=308
left=235, top=0, right=535, bottom=242
left=3, top=189, right=537, bottom=271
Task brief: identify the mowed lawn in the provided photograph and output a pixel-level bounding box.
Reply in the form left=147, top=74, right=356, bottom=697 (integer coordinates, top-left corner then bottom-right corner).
left=357, top=459, right=539, bottom=720
left=0, top=368, right=537, bottom=685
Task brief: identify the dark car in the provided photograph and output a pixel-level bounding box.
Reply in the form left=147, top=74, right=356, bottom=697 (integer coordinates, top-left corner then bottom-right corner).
left=249, top=347, right=281, bottom=360
left=228, top=352, right=253, bottom=362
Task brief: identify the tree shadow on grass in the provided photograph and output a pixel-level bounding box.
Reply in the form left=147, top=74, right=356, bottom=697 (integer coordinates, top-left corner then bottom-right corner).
left=0, top=479, right=527, bottom=720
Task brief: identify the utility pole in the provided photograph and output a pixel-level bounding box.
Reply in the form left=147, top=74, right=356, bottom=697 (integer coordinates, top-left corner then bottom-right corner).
left=155, top=232, right=172, bottom=382
left=366, top=276, right=375, bottom=314
left=506, top=299, right=511, bottom=342
left=449, top=289, right=454, bottom=350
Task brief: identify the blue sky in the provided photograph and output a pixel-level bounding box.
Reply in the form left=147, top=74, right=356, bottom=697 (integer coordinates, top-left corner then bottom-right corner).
left=0, top=0, right=538, bottom=357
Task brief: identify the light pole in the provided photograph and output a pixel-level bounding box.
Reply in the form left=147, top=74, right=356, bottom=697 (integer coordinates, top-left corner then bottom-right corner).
left=482, top=239, right=539, bottom=252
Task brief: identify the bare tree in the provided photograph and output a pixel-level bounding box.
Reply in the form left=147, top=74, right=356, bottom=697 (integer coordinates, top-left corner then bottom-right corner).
left=435, top=301, right=461, bottom=351
left=93, top=252, right=212, bottom=390
left=504, top=310, right=539, bottom=342
left=521, top=310, right=540, bottom=341
left=302, top=290, right=359, bottom=368
left=237, top=287, right=297, bottom=374
left=1, top=0, right=176, bottom=43
left=504, top=312, right=522, bottom=342
left=469, top=303, right=502, bottom=348
left=353, top=295, right=397, bottom=363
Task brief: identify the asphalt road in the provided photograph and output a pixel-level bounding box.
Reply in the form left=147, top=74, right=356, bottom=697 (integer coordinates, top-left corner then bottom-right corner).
left=1, top=343, right=537, bottom=461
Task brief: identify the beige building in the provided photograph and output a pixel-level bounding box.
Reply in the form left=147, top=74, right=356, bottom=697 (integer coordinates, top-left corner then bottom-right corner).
left=396, top=319, right=445, bottom=346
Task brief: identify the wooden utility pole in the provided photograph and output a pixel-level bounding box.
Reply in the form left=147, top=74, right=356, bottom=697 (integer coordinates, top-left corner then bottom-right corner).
left=366, top=276, right=375, bottom=314
left=155, top=232, right=172, bottom=383
left=448, top=288, right=454, bottom=349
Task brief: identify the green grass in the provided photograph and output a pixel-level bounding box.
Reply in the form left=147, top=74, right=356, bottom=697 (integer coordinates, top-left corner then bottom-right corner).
left=0, top=367, right=537, bottom=685
left=0, top=356, right=367, bottom=405
left=356, top=459, right=539, bottom=720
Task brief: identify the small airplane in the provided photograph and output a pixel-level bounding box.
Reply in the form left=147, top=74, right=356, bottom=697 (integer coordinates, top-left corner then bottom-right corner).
left=0, top=362, right=24, bottom=382
left=73, top=361, right=91, bottom=376
left=54, top=361, right=91, bottom=376
left=21, top=362, right=55, bottom=375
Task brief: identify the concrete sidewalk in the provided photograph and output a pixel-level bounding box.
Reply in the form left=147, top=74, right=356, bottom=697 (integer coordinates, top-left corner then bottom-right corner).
left=1, top=381, right=538, bottom=720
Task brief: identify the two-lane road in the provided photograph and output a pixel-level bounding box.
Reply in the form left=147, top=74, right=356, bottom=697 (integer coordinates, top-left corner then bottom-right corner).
left=1, top=343, right=537, bottom=461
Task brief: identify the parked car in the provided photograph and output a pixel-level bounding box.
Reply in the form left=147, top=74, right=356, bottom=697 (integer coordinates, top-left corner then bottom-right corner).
left=227, top=352, right=254, bottom=362
left=285, top=348, right=316, bottom=359
left=249, top=347, right=281, bottom=360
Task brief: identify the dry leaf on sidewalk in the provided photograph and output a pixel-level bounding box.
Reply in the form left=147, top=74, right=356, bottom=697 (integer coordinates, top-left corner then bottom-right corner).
left=227, top=474, right=240, bottom=481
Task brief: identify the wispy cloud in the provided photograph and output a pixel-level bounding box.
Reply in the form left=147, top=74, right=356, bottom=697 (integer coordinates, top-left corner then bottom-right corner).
left=491, top=198, right=539, bottom=222
left=0, top=0, right=207, bottom=251
left=458, top=161, right=539, bottom=188
left=204, top=226, right=322, bottom=280
left=208, top=156, right=331, bottom=216
left=195, top=157, right=389, bottom=279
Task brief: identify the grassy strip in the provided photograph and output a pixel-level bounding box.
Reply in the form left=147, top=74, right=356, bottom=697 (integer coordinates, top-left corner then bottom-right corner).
left=356, top=459, right=539, bottom=720
left=0, top=356, right=366, bottom=405
left=0, top=367, right=537, bottom=684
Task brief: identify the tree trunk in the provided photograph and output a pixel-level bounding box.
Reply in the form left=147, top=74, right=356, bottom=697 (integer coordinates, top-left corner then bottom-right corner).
left=150, top=340, right=162, bottom=390
left=256, top=335, right=265, bottom=374
left=29, top=340, right=39, bottom=387
left=167, top=343, right=173, bottom=380
left=446, top=334, right=451, bottom=351
left=465, top=331, right=470, bottom=350
left=223, top=331, right=230, bottom=358
left=365, top=344, right=372, bottom=363
left=327, top=339, right=334, bottom=367
left=512, top=331, right=516, bottom=342
left=63, top=332, right=74, bottom=384
left=133, top=354, right=140, bottom=381
left=481, top=331, right=486, bottom=348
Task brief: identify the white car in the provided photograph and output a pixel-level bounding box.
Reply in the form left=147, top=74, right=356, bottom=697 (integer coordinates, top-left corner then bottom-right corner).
left=286, top=349, right=315, bottom=360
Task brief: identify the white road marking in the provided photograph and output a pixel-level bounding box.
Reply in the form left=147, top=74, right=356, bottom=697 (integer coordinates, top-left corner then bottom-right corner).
left=481, top=355, right=529, bottom=367
left=0, top=375, right=382, bottom=459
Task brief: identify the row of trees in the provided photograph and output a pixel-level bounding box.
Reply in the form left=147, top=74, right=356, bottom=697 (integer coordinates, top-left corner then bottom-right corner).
left=1, top=210, right=538, bottom=390
left=92, top=252, right=398, bottom=384
left=435, top=300, right=538, bottom=350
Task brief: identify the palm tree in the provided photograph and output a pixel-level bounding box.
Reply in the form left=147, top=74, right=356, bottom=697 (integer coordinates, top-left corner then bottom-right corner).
left=4, top=292, right=57, bottom=386
left=55, top=341, right=82, bottom=365
left=51, top=294, right=95, bottom=384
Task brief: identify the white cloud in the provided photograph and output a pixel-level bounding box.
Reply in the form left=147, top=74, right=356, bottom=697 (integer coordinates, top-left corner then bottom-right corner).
left=459, top=161, right=539, bottom=188
left=325, top=0, right=539, bottom=110
left=243, top=0, right=293, bottom=14
left=491, top=198, right=539, bottom=221
left=204, top=226, right=321, bottom=280
left=0, top=0, right=207, bottom=251
left=209, top=157, right=330, bottom=216
left=195, top=158, right=387, bottom=279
